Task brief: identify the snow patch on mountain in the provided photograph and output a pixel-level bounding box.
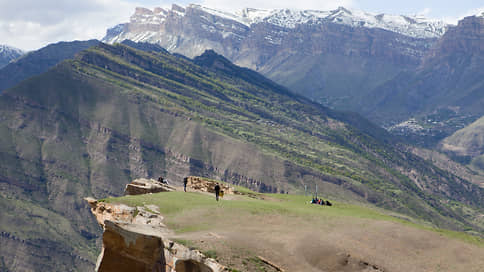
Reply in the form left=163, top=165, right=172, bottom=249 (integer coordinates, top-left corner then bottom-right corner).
left=190, top=4, right=448, bottom=38
left=103, top=4, right=450, bottom=44
left=0, top=45, right=24, bottom=57
left=0, top=45, right=24, bottom=68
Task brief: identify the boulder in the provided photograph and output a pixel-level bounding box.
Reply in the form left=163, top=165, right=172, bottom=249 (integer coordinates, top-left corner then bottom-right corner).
left=124, top=178, right=176, bottom=196
left=85, top=197, right=137, bottom=225
left=164, top=240, right=223, bottom=272
left=185, top=176, right=234, bottom=194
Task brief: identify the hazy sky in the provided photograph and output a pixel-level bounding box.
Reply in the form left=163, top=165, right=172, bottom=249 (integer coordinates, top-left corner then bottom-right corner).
left=1, top=0, right=483, bottom=51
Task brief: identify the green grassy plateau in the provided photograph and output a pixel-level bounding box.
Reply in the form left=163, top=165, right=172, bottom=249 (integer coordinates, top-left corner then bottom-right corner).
left=105, top=187, right=484, bottom=272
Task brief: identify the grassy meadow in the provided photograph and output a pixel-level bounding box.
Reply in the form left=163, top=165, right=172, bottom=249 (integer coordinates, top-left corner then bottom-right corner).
left=103, top=187, right=484, bottom=272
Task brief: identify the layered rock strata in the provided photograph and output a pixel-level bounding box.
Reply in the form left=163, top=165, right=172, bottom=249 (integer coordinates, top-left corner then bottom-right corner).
left=85, top=197, right=225, bottom=272
left=102, top=5, right=442, bottom=112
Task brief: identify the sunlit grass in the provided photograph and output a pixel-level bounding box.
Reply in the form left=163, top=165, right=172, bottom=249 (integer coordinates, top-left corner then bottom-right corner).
left=104, top=190, right=483, bottom=246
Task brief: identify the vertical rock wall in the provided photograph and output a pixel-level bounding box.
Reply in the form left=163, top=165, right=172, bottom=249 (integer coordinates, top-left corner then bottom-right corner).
left=85, top=197, right=225, bottom=272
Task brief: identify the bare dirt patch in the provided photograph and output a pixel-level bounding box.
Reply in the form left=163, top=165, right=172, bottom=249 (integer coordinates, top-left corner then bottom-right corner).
left=167, top=206, right=484, bottom=272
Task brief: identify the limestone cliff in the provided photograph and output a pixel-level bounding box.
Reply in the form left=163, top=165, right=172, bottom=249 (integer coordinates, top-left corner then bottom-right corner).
left=103, top=5, right=438, bottom=112
left=85, top=196, right=225, bottom=272
left=364, top=15, right=484, bottom=126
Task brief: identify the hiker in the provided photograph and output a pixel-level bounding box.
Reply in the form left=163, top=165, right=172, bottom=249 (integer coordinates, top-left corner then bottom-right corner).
left=158, top=176, right=169, bottom=185
left=214, top=183, right=221, bottom=201
left=183, top=177, right=188, bottom=192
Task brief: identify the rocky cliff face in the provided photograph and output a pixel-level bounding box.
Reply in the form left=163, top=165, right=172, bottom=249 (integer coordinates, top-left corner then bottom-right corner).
left=365, top=15, right=484, bottom=139
left=85, top=197, right=225, bottom=272
left=103, top=4, right=443, bottom=111
left=103, top=6, right=484, bottom=144
left=425, top=15, right=484, bottom=59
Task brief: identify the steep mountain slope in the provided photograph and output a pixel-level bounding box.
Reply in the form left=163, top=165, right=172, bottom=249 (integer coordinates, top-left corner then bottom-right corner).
left=366, top=15, right=484, bottom=128
left=0, top=42, right=483, bottom=270
left=411, top=147, right=484, bottom=188
left=103, top=5, right=443, bottom=112
left=366, top=16, right=484, bottom=119
left=0, top=40, right=99, bottom=92
left=440, top=115, right=484, bottom=175
left=102, top=5, right=484, bottom=147
left=0, top=45, right=24, bottom=68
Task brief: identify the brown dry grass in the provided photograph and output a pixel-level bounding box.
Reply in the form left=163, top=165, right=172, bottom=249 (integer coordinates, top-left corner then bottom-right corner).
left=168, top=203, right=484, bottom=272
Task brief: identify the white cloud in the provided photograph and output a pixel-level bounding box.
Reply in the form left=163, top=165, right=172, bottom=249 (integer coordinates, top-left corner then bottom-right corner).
left=198, top=0, right=354, bottom=12
left=441, top=6, right=484, bottom=24
left=465, top=6, right=484, bottom=17
left=417, top=8, right=431, bottom=16
left=0, top=0, right=137, bottom=51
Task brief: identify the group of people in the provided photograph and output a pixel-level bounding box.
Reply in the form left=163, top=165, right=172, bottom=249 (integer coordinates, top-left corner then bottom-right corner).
left=162, top=175, right=330, bottom=204
left=310, top=197, right=332, bottom=206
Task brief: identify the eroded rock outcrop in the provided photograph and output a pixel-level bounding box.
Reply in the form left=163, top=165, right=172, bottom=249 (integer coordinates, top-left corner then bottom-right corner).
left=164, top=241, right=223, bottom=272
left=185, top=176, right=234, bottom=195
left=85, top=197, right=167, bottom=228
left=96, top=220, right=166, bottom=271
left=124, top=178, right=176, bottom=196
left=85, top=197, right=225, bottom=272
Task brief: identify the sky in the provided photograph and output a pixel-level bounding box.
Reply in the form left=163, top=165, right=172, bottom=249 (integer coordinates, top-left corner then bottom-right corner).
left=0, top=0, right=483, bottom=51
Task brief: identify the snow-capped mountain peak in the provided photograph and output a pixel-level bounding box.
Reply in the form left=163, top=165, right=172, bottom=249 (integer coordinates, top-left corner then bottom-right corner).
left=114, top=4, right=449, bottom=39
left=0, top=45, right=23, bottom=56
left=187, top=4, right=448, bottom=38
left=0, top=45, right=24, bottom=68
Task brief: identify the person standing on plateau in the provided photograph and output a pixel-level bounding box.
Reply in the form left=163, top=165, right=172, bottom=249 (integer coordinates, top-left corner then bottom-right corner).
left=214, top=183, right=221, bottom=201
left=183, top=177, right=188, bottom=192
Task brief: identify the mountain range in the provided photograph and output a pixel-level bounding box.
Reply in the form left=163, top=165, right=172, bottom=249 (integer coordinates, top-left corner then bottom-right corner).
left=103, top=4, right=484, bottom=145
left=1, top=3, right=484, bottom=271
left=0, top=41, right=483, bottom=270
left=0, top=45, right=24, bottom=69
left=0, top=40, right=99, bottom=93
